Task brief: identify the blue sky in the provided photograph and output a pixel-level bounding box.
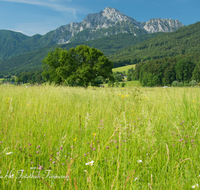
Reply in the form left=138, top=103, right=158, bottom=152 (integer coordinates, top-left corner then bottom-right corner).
left=0, top=0, right=199, bottom=36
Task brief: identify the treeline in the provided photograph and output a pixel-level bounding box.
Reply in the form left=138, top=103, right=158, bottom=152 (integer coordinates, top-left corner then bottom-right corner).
left=16, top=70, right=45, bottom=84
left=134, top=54, right=200, bottom=86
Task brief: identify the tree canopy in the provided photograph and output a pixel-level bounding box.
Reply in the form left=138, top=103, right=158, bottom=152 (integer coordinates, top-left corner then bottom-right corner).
left=42, top=45, right=113, bottom=87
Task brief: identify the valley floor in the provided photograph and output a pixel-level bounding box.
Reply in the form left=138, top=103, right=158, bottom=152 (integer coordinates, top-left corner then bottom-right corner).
left=0, top=85, right=199, bottom=189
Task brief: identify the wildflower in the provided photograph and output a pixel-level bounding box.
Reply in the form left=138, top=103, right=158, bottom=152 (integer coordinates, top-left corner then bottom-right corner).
left=52, top=161, right=55, bottom=164
left=121, top=95, right=125, bottom=98
left=6, top=152, right=13, bottom=155
left=137, top=160, right=142, bottom=163
left=37, top=145, right=40, bottom=149
left=74, top=137, right=77, bottom=141
left=85, top=161, right=94, bottom=166
left=119, top=115, right=121, bottom=116
left=84, top=153, right=87, bottom=156
left=39, top=166, right=43, bottom=170
left=29, top=143, right=31, bottom=146
left=192, top=100, right=196, bottom=103
left=50, top=158, right=52, bottom=161
left=57, top=152, right=59, bottom=155
left=92, top=148, right=96, bottom=151
left=44, top=134, right=46, bottom=136
left=93, top=133, right=96, bottom=136
left=37, top=151, right=39, bottom=153
left=106, top=146, right=109, bottom=149
left=30, top=161, right=33, bottom=164
left=134, top=177, right=138, bottom=181
left=97, top=140, right=99, bottom=143
left=192, top=184, right=199, bottom=188
left=62, top=163, right=64, bottom=165
left=71, top=146, right=73, bottom=148
left=118, top=94, right=121, bottom=95
left=60, top=146, right=63, bottom=150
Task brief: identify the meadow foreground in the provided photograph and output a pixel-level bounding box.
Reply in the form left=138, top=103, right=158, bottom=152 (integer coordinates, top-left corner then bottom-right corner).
left=0, top=85, right=200, bottom=189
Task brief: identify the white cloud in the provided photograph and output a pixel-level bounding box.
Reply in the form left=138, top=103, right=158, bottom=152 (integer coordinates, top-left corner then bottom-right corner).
left=0, top=0, right=77, bottom=17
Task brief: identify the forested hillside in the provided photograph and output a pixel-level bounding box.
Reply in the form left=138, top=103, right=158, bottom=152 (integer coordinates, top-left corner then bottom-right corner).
left=109, top=22, right=200, bottom=67
left=0, top=32, right=160, bottom=75
left=0, top=30, right=57, bottom=61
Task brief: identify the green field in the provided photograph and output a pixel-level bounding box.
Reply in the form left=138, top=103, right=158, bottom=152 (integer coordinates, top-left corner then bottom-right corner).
left=1, top=85, right=200, bottom=189
left=103, top=80, right=140, bottom=87
left=112, top=64, right=136, bottom=73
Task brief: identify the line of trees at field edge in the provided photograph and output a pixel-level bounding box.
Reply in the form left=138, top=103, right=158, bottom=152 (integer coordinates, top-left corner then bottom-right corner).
left=134, top=56, right=200, bottom=86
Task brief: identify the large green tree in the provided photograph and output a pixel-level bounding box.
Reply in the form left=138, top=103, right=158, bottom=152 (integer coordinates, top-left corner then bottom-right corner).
left=42, top=45, right=113, bottom=87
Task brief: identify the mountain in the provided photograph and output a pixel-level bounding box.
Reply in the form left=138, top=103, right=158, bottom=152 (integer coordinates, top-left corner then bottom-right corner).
left=0, top=32, right=161, bottom=75
left=108, top=21, right=200, bottom=67
left=47, top=7, right=184, bottom=44
left=1, top=19, right=200, bottom=75
left=0, top=7, right=184, bottom=61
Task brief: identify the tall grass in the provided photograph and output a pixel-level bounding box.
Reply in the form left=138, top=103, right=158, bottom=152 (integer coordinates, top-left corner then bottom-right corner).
left=0, top=85, right=200, bottom=189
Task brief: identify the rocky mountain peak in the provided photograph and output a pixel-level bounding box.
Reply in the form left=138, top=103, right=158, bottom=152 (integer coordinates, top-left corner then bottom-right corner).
left=50, top=7, right=184, bottom=44
left=102, top=7, right=129, bottom=22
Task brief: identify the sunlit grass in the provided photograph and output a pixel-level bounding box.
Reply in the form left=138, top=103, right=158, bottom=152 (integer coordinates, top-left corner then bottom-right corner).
left=0, top=85, right=200, bottom=189
left=112, top=64, right=135, bottom=73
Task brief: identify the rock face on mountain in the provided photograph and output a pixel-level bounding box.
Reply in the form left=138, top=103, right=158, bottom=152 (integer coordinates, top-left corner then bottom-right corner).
left=141, top=18, right=184, bottom=33
left=49, top=7, right=184, bottom=44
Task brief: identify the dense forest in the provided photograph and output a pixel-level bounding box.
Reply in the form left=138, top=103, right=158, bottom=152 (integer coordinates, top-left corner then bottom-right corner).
left=134, top=53, right=200, bottom=86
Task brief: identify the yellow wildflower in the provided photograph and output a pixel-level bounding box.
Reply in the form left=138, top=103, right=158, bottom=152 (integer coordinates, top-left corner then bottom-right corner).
left=118, top=94, right=121, bottom=96
left=192, top=100, right=196, bottom=103
left=93, top=133, right=96, bottom=136
left=74, top=137, right=77, bottom=141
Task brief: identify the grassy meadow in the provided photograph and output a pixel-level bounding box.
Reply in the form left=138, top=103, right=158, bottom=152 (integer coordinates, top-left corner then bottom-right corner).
left=112, top=64, right=135, bottom=73
left=1, top=85, right=200, bottom=189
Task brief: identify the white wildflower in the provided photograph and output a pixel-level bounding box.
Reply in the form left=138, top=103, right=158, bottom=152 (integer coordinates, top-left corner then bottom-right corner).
left=192, top=184, right=199, bottom=188
left=134, top=177, right=138, bottom=181
left=6, top=152, right=13, bottom=155
left=85, top=161, right=94, bottom=166
left=137, top=160, right=142, bottom=163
